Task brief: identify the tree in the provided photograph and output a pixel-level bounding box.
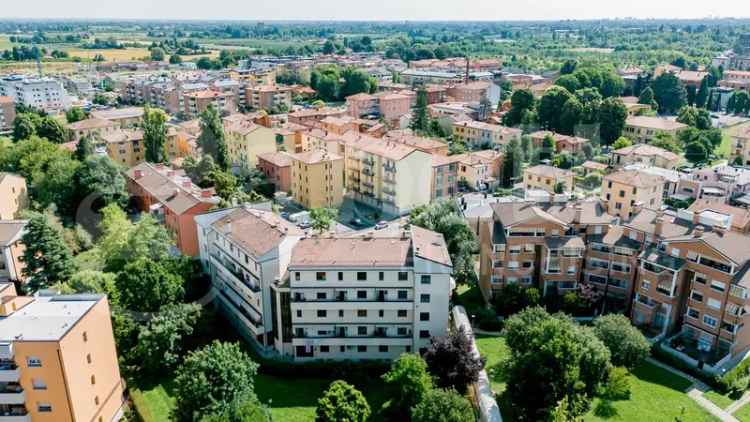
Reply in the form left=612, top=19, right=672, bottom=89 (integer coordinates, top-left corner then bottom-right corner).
left=685, top=141, right=709, bottom=164
left=63, top=270, right=119, bottom=303
left=538, top=86, right=574, bottom=133
left=173, top=341, right=259, bottom=421
left=74, top=155, right=127, bottom=207
left=74, top=134, right=95, bottom=161
left=97, top=205, right=173, bottom=273
left=612, top=137, right=632, bottom=150
left=493, top=283, right=540, bottom=316
left=503, top=307, right=612, bottom=420
left=411, top=389, right=474, bottom=422
left=502, top=89, right=535, bottom=127
left=143, top=105, right=168, bottom=163
left=315, top=380, right=371, bottom=422
left=322, top=39, right=336, bottom=55
left=592, top=314, right=650, bottom=370
left=65, top=107, right=88, bottom=123
left=423, top=327, right=484, bottom=393
left=116, top=257, right=185, bottom=312
left=340, top=67, right=376, bottom=98
left=638, top=86, right=656, bottom=109
left=200, top=396, right=271, bottom=422
left=409, top=200, right=478, bottom=283
left=598, top=98, right=627, bottom=146
left=309, top=208, right=337, bottom=234
left=150, top=47, right=165, bottom=61
left=560, top=97, right=583, bottom=135
left=20, top=212, right=76, bottom=291
left=135, top=303, right=201, bottom=373
left=410, top=88, right=429, bottom=132
left=696, top=77, right=710, bottom=108
left=12, top=113, right=37, bottom=141
left=651, top=73, right=687, bottom=114
left=733, top=91, right=750, bottom=115
left=169, top=54, right=183, bottom=65
left=555, top=75, right=580, bottom=93
left=198, top=105, right=229, bottom=170
left=382, top=354, right=434, bottom=419
left=554, top=181, right=565, bottom=194
left=677, top=106, right=711, bottom=130
left=540, top=134, right=556, bottom=161
left=502, top=137, right=523, bottom=187
left=650, top=133, right=682, bottom=153
left=37, top=117, right=68, bottom=144
left=560, top=59, right=578, bottom=75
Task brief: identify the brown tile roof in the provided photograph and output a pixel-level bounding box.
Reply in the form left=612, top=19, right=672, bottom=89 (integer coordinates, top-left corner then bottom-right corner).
left=101, top=129, right=143, bottom=144
left=91, top=107, right=144, bottom=121
left=382, top=132, right=447, bottom=152
left=257, top=151, right=293, bottom=167
left=0, top=221, right=26, bottom=247
left=411, top=226, right=452, bottom=267
left=68, top=118, right=113, bottom=131
left=290, top=236, right=412, bottom=267
left=604, top=169, right=664, bottom=187
left=490, top=201, right=568, bottom=228
left=212, top=207, right=302, bottom=257
left=688, top=199, right=750, bottom=232
left=0, top=96, right=13, bottom=105
left=613, top=144, right=680, bottom=162
left=346, top=93, right=375, bottom=101
left=667, top=229, right=750, bottom=266
left=125, top=162, right=218, bottom=215
left=582, top=161, right=609, bottom=171
left=342, top=132, right=423, bottom=161
left=289, top=150, right=343, bottom=165
left=625, top=209, right=693, bottom=238
left=543, top=201, right=617, bottom=225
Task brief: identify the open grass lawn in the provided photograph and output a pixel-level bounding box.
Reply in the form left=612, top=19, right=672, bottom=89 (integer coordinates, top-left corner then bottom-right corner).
left=454, top=282, right=487, bottom=317
left=704, top=390, right=735, bottom=411
left=585, top=362, right=717, bottom=422
left=129, top=378, right=177, bottom=422
left=735, top=402, right=750, bottom=421
left=474, top=334, right=510, bottom=397
left=65, top=47, right=152, bottom=62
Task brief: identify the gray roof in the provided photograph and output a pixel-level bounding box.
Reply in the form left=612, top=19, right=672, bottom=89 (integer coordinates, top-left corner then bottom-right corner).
left=0, top=295, right=103, bottom=342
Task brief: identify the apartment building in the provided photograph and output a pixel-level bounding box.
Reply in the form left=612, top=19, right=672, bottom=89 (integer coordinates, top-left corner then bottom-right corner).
left=688, top=199, right=750, bottom=234
left=611, top=144, right=682, bottom=170
left=342, top=133, right=433, bottom=216
left=453, top=150, right=503, bottom=191
left=195, top=207, right=304, bottom=354
left=290, top=150, right=345, bottom=209
left=257, top=152, right=293, bottom=193
left=601, top=170, right=664, bottom=220
left=452, top=121, right=522, bottom=149
left=0, top=287, right=124, bottom=422
left=67, top=118, right=118, bottom=142
left=182, top=90, right=238, bottom=119
left=228, top=67, right=277, bottom=87
left=719, top=70, right=750, bottom=90
left=431, top=155, right=459, bottom=200
left=102, top=128, right=191, bottom=168
left=0, top=75, right=70, bottom=112
left=284, top=226, right=453, bottom=360
left=523, top=165, right=575, bottom=194
left=382, top=131, right=450, bottom=155
left=446, top=81, right=490, bottom=103
left=730, top=126, right=750, bottom=166
left=90, top=107, right=144, bottom=129
left=224, top=119, right=277, bottom=170
left=120, top=78, right=182, bottom=115
left=628, top=208, right=750, bottom=366
left=0, top=174, right=29, bottom=220
left=0, top=221, right=26, bottom=284
left=0, top=96, right=15, bottom=132
left=125, top=163, right=220, bottom=256
left=624, top=116, right=688, bottom=143
left=246, top=85, right=293, bottom=111
left=345, top=93, right=411, bottom=124
left=288, top=107, right=347, bottom=127
left=529, top=131, right=591, bottom=155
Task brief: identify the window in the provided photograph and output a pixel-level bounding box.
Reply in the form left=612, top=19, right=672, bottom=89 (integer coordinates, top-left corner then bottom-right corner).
left=397, top=327, right=408, bottom=336
left=420, top=275, right=431, bottom=284
left=95, top=396, right=100, bottom=406
left=91, top=375, right=96, bottom=385
left=694, top=273, right=708, bottom=285
left=317, top=310, right=327, bottom=318
left=321, top=345, right=330, bottom=353
left=316, top=272, right=326, bottom=281
left=82, top=331, right=88, bottom=342
left=357, top=290, right=367, bottom=299
left=357, top=310, right=367, bottom=317
left=670, top=248, right=681, bottom=257
left=397, top=310, right=407, bottom=318
left=711, top=280, right=726, bottom=293
left=32, top=378, right=47, bottom=390
left=357, top=345, right=367, bottom=353
left=27, top=357, right=42, bottom=367
left=687, top=307, right=700, bottom=319
left=398, top=290, right=407, bottom=300
left=357, top=272, right=367, bottom=281
left=703, top=315, right=718, bottom=328
left=690, top=290, right=704, bottom=303
left=379, top=309, right=384, bottom=317
left=419, top=330, right=430, bottom=339
left=420, top=312, right=430, bottom=321
left=707, top=298, right=722, bottom=310
left=338, top=272, right=343, bottom=281
left=86, top=354, right=92, bottom=364
left=420, top=294, right=430, bottom=303
left=379, top=272, right=384, bottom=281
left=316, top=292, right=327, bottom=300
left=296, top=310, right=302, bottom=318
left=339, top=310, right=344, bottom=317
left=295, top=272, right=300, bottom=281
left=38, top=404, right=52, bottom=413
left=358, top=326, right=367, bottom=335
left=398, top=272, right=408, bottom=281
left=379, top=345, right=389, bottom=353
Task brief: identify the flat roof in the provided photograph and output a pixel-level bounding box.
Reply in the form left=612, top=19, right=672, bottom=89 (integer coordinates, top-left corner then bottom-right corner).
left=0, top=295, right=103, bottom=342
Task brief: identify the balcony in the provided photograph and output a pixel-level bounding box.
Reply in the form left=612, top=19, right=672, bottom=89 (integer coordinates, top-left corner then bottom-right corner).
left=383, top=164, right=396, bottom=173
left=210, top=253, right=261, bottom=293
left=0, top=406, right=30, bottom=422
left=0, top=385, right=24, bottom=405
left=0, top=363, right=19, bottom=383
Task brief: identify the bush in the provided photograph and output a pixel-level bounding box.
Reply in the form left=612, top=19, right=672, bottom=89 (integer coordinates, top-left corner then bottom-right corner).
left=720, top=356, right=750, bottom=396
left=593, top=314, right=651, bottom=370
left=476, top=308, right=503, bottom=332
left=603, top=367, right=631, bottom=400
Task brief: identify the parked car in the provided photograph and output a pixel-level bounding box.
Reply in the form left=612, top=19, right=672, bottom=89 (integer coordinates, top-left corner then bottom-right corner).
left=374, top=221, right=388, bottom=230
left=297, top=221, right=312, bottom=229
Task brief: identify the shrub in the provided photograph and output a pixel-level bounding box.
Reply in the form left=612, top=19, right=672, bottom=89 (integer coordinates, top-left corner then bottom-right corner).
left=593, top=314, right=651, bottom=370
left=603, top=367, right=631, bottom=400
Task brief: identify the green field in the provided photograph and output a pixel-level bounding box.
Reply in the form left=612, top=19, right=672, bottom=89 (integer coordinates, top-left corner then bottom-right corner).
left=735, top=402, right=750, bottom=421
left=704, top=390, right=735, bottom=411
left=474, top=334, right=510, bottom=396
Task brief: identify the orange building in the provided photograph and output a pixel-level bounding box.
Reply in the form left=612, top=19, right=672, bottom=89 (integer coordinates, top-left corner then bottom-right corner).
left=0, top=285, right=125, bottom=422
left=257, top=152, right=293, bottom=193
left=125, top=162, right=220, bottom=256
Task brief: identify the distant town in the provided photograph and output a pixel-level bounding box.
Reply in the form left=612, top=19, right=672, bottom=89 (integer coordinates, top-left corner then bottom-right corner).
left=2, top=17, right=750, bottom=422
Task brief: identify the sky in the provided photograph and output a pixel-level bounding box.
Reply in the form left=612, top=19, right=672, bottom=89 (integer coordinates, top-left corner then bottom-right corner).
left=2, top=0, right=750, bottom=21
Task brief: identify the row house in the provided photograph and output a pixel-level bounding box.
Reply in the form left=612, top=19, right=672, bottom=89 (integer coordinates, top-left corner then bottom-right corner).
left=125, top=162, right=220, bottom=256
left=282, top=227, right=453, bottom=360
left=452, top=121, right=522, bottom=149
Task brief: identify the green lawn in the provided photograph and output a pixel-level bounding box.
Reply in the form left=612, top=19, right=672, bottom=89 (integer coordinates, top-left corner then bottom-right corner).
left=454, top=283, right=487, bottom=317
left=474, top=334, right=510, bottom=396
left=735, top=401, right=750, bottom=421
left=585, top=362, right=717, bottom=422
left=704, top=390, right=735, bottom=410
left=130, top=378, right=177, bottom=422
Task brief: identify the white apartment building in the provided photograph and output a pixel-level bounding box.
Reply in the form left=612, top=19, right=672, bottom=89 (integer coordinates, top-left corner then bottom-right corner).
left=282, top=227, right=453, bottom=361
left=195, top=206, right=304, bottom=355
left=0, top=75, right=71, bottom=112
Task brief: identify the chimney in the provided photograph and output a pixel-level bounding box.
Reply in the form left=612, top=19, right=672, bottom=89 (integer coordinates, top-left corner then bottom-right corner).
left=693, top=226, right=705, bottom=238
left=134, top=169, right=143, bottom=179
left=182, top=180, right=192, bottom=188
left=692, top=211, right=701, bottom=225
left=654, top=213, right=664, bottom=238
left=573, top=204, right=583, bottom=224
left=201, top=189, right=212, bottom=198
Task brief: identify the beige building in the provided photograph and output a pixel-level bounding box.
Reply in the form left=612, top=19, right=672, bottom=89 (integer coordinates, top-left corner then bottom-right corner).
left=0, top=287, right=125, bottom=422
left=0, top=221, right=26, bottom=284
left=290, top=150, right=345, bottom=209
left=225, top=118, right=278, bottom=170
left=90, top=107, right=144, bottom=129
left=67, top=118, right=118, bottom=143
left=523, top=165, right=575, bottom=194
left=624, top=116, right=688, bottom=143
left=0, top=174, right=29, bottom=220
left=601, top=170, right=664, bottom=220
left=102, top=128, right=193, bottom=168
left=452, top=121, right=521, bottom=149
left=611, top=144, right=682, bottom=170
left=730, top=126, right=750, bottom=166
left=246, top=85, right=293, bottom=112
left=453, top=150, right=503, bottom=191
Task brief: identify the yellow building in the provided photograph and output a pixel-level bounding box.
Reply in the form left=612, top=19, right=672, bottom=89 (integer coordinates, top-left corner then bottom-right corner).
left=341, top=133, right=433, bottom=216
left=523, top=165, right=575, bottom=194
left=0, top=284, right=125, bottom=422
left=67, top=118, right=118, bottom=142
left=623, top=116, right=688, bottom=143
left=601, top=169, right=664, bottom=220
left=0, top=173, right=29, bottom=220
left=729, top=125, right=750, bottom=166
left=228, top=68, right=276, bottom=87
left=290, top=150, right=345, bottom=209
left=225, top=120, right=278, bottom=170
left=102, top=128, right=194, bottom=168
left=452, top=120, right=522, bottom=149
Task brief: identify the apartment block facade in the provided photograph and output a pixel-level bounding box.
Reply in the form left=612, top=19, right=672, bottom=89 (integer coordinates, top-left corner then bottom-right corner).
left=0, top=287, right=124, bottom=422
left=0, top=96, right=15, bottom=132
left=624, top=116, right=688, bottom=143
left=224, top=119, right=277, bottom=170
left=289, top=150, right=345, bottom=209
left=0, top=75, right=70, bottom=112
left=0, top=174, right=28, bottom=221
left=0, top=221, right=26, bottom=284
left=452, top=121, right=522, bottom=149
left=523, top=165, right=575, bottom=194
left=601, top=170, right=664, bottom=220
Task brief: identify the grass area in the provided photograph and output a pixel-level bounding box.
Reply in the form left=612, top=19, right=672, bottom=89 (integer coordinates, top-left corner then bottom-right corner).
left=475, top=334, right=510, bottom=396
left=0, top=36, right=14, bottom=50
left=585, top=361, right=717, bottom=422
left=716, top=131, right=733, bottom=160
left=735, top=402, right=750, bottom=421
left=129, top=378, right=177, bottom=422
left=65, top=47, right=152, bottom=62
left=454, top=282, right=487, bottom=317
left=704, top=390, right=735, bottom=410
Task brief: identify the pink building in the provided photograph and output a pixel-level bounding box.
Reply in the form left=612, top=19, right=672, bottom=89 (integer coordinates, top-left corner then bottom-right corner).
left=257, top=151, right=293, bottom=193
